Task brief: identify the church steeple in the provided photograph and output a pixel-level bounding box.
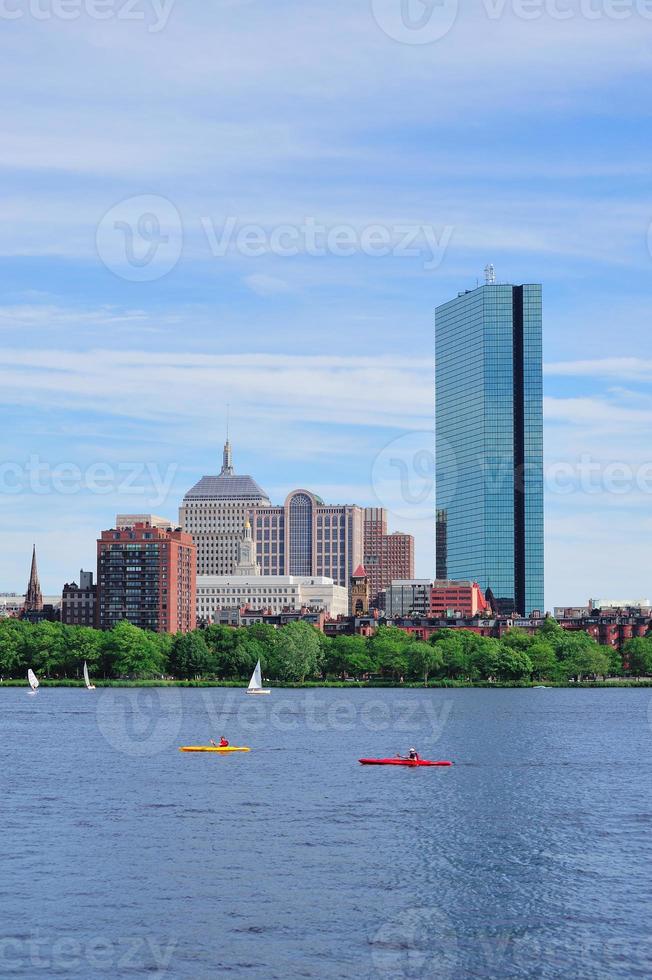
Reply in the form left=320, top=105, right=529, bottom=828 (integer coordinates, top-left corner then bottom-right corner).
left=25, top=544, right=43, bottom=613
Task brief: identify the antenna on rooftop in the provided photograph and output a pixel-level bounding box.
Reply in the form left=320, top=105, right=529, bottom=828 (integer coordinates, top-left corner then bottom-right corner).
left=484, top=263, right=496, bottom=285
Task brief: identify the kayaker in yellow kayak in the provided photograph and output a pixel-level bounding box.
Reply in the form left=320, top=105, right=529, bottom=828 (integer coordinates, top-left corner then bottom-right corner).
left=210, top=737, right=229, bottom=747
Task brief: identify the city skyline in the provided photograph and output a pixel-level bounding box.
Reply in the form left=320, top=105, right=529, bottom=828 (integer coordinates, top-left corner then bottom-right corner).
left=3, top=320, right=650, bottom=610
left=2, top=8, right=651, bottom=607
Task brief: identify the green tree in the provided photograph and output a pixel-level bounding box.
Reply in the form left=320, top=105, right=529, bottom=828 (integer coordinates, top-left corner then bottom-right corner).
left=170, top=631, right=212, bottom=679
left=468, top=635, right=502, bottom=680
left=324, top=635, right=373, bottom=679
left=430, top=631, right=470, bottom=679
left=102, top=621, right=167, bottom=679
left=566, top=646, right=610, bottom=681
left=495, top=646, right=533, bottom=681
left=62, top=625, right=102, bottom=679
left=28, top=622, right=67, bottom=677
left=410, top=642, right=443, bottom=686
left=0, top=619, right=29, bottom=678
left=271, top=620, right=321, bottom=682
left=368, top=626, right=411, bottom=680
left=528, top=640, right=558, bottom=681
left=622, top=637, right=652, bottom=677
left=501, top=627, right=534, bottom=654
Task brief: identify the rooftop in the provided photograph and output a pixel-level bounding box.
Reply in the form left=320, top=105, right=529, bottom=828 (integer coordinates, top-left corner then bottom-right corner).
left=183, top=438, right=271, bottom=503
left=184, top=474, right=270, bottom=502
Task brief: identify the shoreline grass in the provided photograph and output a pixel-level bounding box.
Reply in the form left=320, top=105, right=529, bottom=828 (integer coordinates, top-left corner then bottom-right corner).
left=1, top=679, right=650, bottom=689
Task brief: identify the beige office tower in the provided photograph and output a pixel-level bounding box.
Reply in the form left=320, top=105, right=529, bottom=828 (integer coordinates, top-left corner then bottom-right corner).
left=179, top=440, right=271, bottom=576
left=251, top=491, right=364, bottom=589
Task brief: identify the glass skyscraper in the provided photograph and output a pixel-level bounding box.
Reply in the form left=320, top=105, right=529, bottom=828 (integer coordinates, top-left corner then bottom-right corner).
left=435, top=283, right=544, bottom=615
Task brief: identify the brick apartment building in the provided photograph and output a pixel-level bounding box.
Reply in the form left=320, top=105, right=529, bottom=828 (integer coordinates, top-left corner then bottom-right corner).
left=363, top=508, right=414, bottom=607
left=61, top=571, right=97, bottom=627
left=97, top=523, right=196, bottom=633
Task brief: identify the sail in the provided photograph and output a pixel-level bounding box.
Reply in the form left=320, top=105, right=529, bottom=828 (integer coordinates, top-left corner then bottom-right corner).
left=248, top=660, right=263, bottom=691
left=27, top=669, right=39, bottom=691
left=83, top=662, right=95, bottom=690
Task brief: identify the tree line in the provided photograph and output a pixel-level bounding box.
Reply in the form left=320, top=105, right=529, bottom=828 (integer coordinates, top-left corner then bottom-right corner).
left=0, top=617, right=650, bottom=684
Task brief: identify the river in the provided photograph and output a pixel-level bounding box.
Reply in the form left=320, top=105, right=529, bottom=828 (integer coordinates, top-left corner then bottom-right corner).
left=2, top=687, right=651, bottom=977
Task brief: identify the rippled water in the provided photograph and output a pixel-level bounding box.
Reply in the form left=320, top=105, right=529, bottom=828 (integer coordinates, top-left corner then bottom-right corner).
left=2, top=687, right=651, bottom=978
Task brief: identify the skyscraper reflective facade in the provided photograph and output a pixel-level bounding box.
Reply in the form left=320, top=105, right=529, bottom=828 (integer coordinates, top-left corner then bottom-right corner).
left=435, top=283, right=544, bottom=615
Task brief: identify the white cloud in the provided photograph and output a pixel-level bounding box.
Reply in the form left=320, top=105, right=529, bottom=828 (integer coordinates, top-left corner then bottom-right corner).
left=546, top=358, right=652, bottom=381
left=0, top=347, right=433, bottom=430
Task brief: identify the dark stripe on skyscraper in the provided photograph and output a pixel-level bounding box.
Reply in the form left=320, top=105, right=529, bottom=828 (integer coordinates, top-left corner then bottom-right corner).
left=512, top=285, right=525, bottom=615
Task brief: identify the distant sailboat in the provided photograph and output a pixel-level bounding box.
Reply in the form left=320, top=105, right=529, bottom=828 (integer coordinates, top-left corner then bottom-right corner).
left=83, top=662, right=96, bottom=691
left=246, top=660, right=270, bottom=696
left=27, top=668, right=39, bottom=694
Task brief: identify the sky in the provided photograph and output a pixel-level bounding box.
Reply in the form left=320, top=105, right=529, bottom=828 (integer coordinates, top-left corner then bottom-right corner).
left=1, top=0, right=651, bottom=607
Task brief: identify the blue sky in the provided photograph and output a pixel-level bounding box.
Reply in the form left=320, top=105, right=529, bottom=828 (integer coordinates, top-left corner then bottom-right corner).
left=1, top=0, right=651, bottom=606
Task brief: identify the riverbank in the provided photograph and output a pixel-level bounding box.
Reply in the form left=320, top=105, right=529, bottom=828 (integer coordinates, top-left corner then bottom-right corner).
left=1, top=678, right=651, bottom=688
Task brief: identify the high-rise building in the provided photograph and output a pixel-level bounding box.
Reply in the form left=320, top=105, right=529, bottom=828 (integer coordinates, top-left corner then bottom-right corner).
left=435, top=280, right=544, bottom=615
left=363, top=508, right=414, bottom=607
left=181, top=442, right=363, bottom=588
left=61, top=570, right=97, bottom=627
left=24, top=545, right=43, bottom=613
left=179, top=440, right=271, bottom=576
left=97, top=522, right=196, bottom=633
left=251, top=490, right=363, bottom=588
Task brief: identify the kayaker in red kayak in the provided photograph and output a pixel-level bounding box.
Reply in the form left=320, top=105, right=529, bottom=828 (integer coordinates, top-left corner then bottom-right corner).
left=210, top=737, right=229, bottom=747
left=396, top=747, right=420, bottom=761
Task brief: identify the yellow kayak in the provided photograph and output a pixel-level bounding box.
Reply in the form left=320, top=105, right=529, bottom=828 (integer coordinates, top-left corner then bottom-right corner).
left=179, top=746, right=251, bottom=753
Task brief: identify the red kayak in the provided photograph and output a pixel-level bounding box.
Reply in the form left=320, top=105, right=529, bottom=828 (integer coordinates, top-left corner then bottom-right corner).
left=359, top=758, right=453, bottom=767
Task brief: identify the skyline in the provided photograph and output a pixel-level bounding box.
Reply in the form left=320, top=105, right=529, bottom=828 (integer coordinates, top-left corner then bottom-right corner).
left=1, top=4, right=652, bottom=604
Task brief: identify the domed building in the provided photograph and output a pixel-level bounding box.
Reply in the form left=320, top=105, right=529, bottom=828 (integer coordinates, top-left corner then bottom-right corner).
left=179, top=439, right=271, bottom=576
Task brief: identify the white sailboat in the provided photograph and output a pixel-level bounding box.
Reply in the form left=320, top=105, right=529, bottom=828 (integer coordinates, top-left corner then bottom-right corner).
left=83, top=662, right=96, bottom=691
left=246, top=660, right=271, bottom=696
left=27, top=668, right=39, bottom=694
